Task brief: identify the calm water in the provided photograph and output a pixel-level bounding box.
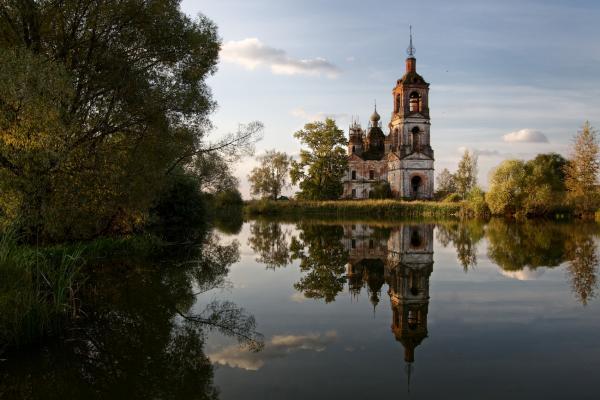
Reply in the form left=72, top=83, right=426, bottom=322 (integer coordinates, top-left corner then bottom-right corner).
left=1, top=219, right=599, bottom=399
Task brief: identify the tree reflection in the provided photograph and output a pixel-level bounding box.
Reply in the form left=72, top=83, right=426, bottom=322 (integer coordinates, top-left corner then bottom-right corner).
left=565, top=229, right=599, bottom=305
left=289, top=224, right=348, bottom=303
left=436, top=221, right=484, bottom=271
left=0, top=231, right=263, bottom=399
left=486, top=219, right=569, bottom=271
left=247, top=220, right=291, bottom=268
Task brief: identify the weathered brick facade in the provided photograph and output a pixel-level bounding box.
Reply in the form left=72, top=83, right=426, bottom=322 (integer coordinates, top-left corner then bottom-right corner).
left=342, top=39, right=434, bottom=199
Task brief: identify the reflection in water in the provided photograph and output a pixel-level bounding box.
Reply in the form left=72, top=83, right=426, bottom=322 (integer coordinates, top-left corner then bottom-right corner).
left=345, top=224, right=433, bottom=380
left=0, top=232, right=263, bottom=399
left=436, top=221, right=484, bottom=271
left=247, top=220, right=292, bottom=268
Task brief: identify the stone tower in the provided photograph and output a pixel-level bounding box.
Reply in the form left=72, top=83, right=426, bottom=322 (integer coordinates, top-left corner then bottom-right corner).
left=385, top=224, right=433, bottom=363
left=342, top=27, right=435, bottom=200
left=387, top=27, right=434, bottom=199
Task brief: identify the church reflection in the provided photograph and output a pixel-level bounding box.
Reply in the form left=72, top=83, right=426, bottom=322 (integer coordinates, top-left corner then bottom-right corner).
left=344, top=224, right=433, bottom=368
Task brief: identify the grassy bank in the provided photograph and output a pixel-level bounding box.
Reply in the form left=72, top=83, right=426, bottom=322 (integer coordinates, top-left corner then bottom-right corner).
left=244, top=199, right=464, bottom=219
left=0, top=232, right=166, bottom=350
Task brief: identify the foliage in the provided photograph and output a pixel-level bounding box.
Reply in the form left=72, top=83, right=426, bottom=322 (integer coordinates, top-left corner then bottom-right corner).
left=487, top=154, right=569, bottom=216
left=0, top=229, right=84, bottom=347
left=455, top=149, right=478, bottom=199
left=564, top=121, right=599, bottom=214
left=436, top=220, right=485, bottom=271
left=0, top=2, right=261, bottom=242
left=244, top=199, right=462, bottom=219
left=247, top=221, right=291, bottom=268
left=463, top=186, right=489, bottom=218
left=370, top=181, right=392, bottom=199
left=443, top=193, right=462, bottom=203
left=565, top=228, right=599, bottom=305
left=249, top=150, right=292, bottom=199
left=289, top=223, right=348, bottom=302
left=290, top=118, right=348, bottom=200
left=150, top=171, right=206, bottom=236
left=486, top=160, right=529, bottom=215
left=435, top=168, right=457, bottom=199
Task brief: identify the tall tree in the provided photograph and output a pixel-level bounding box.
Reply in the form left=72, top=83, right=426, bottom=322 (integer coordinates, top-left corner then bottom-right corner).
left=564, top=121, right=599, bottom=214
left=454, top=149, right=478, bottom=199
left=248, top=150, right=292, bottom=199
left=0, top=1, right=261, bottom=240
left=486, top=160, right=528, bottom=215
left=290, top=118, right=347, bottom=200
left=435, top=168, right=457, bottom=198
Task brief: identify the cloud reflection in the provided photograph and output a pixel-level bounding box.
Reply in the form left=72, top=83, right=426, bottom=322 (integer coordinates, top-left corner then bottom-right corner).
left=209, top=331, right=337, bottom=371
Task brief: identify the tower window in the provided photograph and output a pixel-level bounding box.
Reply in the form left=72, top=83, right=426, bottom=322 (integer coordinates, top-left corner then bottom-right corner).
left=352, top=145, right=355, bottom=153
left=351, top=239, right=356, bottom=249
left=369, top=170, right=374, bottom=180
left=412, top=127, right=420, bottom=151
left=351, top=170, right=356, bottom=180
left=409, top=91, right=420, bottom=112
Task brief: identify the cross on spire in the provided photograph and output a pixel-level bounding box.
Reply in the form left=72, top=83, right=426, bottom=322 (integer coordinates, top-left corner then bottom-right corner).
left=407, top=25, right=416, bottom=57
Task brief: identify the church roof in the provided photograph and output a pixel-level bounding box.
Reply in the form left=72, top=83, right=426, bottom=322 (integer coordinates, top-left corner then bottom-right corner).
left=398, top=71, right=428, bottom=85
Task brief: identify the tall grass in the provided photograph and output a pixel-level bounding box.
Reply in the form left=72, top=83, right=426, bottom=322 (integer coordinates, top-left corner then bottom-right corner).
left=0, top=230, right=84, bottom=348
left=244, top=199, right=463, bottom=219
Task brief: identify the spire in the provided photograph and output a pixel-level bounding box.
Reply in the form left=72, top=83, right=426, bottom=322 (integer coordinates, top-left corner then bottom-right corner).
left=407, top=25, right=416, bottom=57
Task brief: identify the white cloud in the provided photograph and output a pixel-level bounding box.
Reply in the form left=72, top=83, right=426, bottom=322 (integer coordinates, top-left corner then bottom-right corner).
left=291, top=107, right=348, bottom=122
left=220, top=38, right=340, bottom=78
left=209, top=331, right=337, bottom=371
left=503, top=129, right=549, bottom=143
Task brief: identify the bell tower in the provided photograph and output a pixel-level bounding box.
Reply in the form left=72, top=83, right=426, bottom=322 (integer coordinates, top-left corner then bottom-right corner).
left=388, top=26, right=434, bottom=199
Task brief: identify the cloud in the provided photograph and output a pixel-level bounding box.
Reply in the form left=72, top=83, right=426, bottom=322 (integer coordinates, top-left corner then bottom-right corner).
left=209, top=331, right=337, bottom=371
left=291, top=108, right=348, bottom=122
left=457, top=146, right=501, bottom=157
left=502, top=129, right=549, bottom=143
left=220, top=38, right=340, bottom=78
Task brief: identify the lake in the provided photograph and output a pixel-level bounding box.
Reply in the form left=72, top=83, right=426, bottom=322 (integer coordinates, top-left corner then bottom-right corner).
left=1, top=218, right=599, bottom=399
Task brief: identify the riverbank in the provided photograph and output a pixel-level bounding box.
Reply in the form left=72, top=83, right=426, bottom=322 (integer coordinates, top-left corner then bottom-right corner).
left=244, top=199, right=464, bottom=219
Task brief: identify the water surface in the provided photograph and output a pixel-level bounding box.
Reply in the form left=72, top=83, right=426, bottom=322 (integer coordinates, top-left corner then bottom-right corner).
left=1, top=219, right=599, bottom=399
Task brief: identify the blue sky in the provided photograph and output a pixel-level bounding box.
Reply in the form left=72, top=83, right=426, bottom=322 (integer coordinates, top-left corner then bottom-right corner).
left=181, top=0, right=600, bottom=197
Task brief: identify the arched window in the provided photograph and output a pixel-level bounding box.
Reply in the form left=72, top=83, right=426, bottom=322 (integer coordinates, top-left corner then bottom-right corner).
left=409, top=91, right=420, bottom=112
left=352, top=145, right=355, bottom=153
left=412, top=127, right=420, bottom=151
left=395, top=94, right=401, bottom=112
left=411, top=175, right=422, bottom=198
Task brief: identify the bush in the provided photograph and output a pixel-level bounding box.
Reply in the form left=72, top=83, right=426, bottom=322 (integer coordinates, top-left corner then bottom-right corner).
left=369, top=181, right=392, bottom=199
left=443, top=193, right=462, bottom=203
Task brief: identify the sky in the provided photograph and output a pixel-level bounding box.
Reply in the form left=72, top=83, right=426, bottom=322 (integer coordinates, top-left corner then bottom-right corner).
left=181, top=0, right=600, bottom=198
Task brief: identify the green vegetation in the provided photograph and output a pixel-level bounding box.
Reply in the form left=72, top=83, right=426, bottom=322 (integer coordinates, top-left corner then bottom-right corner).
left=245, top=199, right=462, bottom=219
left=248, top=150, right=292, bottom=199
left=290, top=118, right=348, bottom=200
left=0, top=1, right=260, bottom=242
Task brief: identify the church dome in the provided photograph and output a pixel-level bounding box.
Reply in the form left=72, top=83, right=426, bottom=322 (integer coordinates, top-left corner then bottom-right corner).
left=370, top=109, right=380, bottom=122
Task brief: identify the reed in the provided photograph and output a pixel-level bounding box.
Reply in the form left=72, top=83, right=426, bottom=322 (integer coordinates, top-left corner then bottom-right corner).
left=244, top=199, right=462, bottom=219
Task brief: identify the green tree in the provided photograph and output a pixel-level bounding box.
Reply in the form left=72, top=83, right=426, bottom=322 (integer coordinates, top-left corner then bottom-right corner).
left=435, top=168, right=457, bottom=198
left=523, top=153, right=567, bottom=215
left=486, top=160, right=528, bottom=215
left=290, top=119, right=348, bottom=200
left=247, top=221, right=291, bottom=268
left=248, top=150, right=292, bottom=199
left=564, top=121, right=599, bottom=214
left=455, top=149, right=478, bottom=199
left=0, top=1, right=261, bottom=241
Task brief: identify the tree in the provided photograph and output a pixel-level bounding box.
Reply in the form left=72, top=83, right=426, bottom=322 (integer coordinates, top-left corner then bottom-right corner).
left=564, top=121, right=599, bottom=214
left=248, top=150, right=292, bottom=199
left=523, top=153, right=567, bottom=215
left=486, top=160, right=528, bottom=215
left=435, top=168, right=457, bottom=198
left=454, top=149, right=478, bottom=199
left=370, top=181, right=392, bottom=199
left=289, top=119, right=348, bottom=200
left=0, top=1, right=262, bottom=241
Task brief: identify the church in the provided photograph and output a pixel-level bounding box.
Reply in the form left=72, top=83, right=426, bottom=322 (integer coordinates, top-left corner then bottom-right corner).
left=342, top=31, right=434, bottom=199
